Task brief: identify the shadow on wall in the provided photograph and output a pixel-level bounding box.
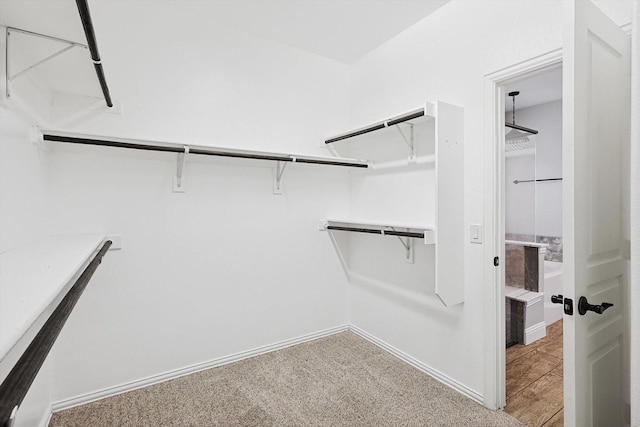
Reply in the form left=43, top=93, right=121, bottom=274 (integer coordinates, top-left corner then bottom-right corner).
left=326, top=230, right=458, bottom=319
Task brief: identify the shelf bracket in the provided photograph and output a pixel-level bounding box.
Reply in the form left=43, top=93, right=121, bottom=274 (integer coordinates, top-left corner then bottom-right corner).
left=273, top=159, right=291, bottom=195
left=5, top=27, right=89, bottom=100
left=394, top=123, right=415, bottom=160
left=389, top=227, right=414, bottom=263
left=173, top=146, right=189, bottom=193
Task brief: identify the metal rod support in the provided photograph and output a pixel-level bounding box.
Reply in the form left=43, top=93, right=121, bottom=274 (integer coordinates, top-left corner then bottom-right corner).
left=4, top=27, right=89, bottom=100
left=0, top=240, right=111, bottom=427
left=324, top=108, right=425, bottom=144
left=42, top=134, right=369, bottom=169
left=76, top=0, right=113, bottom=107
left=9, top=45, right=77, bottom=82
left=6, top=27, right=88, bottom=48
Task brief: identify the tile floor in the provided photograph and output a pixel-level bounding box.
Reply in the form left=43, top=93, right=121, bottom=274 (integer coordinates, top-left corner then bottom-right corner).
left=504, top=320, right=564, bottom=427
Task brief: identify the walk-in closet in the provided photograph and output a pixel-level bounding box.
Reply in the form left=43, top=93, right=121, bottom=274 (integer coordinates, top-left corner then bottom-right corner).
left=1, top=1, right=637, bottom=426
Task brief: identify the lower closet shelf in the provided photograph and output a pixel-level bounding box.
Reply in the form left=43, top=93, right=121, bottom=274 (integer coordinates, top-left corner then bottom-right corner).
left=0, top=234, right=107, bottom=362
left=320, top=219, right=435, bottom=245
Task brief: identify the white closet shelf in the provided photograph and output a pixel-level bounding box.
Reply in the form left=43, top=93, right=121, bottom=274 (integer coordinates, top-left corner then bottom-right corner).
left=321, top=101, right=464, bottom=306
left=324, top=103, right=436, bottom=145
left=320, top=219, right=435, bottom=245
left=40, top=129, right=371, bottom=169
left=0, top=234, right=106, bottom=362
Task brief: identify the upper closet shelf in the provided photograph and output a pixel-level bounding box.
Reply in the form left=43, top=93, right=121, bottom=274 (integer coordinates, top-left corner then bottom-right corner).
left=0, top=234, right=106, bottom=363
left=4, top=0, right=113, bottom=108
left=41, top=129, right=369, bottom=168
left=324, top=104, right=435, bottom=145
left=39, top=129, right=370, bottom=193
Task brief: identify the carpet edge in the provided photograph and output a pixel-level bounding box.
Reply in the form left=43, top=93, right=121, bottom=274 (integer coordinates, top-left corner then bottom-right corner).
left=51, top=324, right=350, bottom=413
left=348, top=324, right=485, bottom=405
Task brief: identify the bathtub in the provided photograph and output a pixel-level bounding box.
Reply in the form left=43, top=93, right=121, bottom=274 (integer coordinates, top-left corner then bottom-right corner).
left=544, top=261, right=563, bottom=325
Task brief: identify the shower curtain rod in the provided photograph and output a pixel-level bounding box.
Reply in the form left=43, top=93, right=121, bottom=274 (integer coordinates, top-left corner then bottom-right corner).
left=76, top=0, right=113, bottom=108
left=326, top=225, right=425, bottom=239
left=324, top=107, right=426, bottom=144
left=42, top=131, right=370, bottom=169
left=513, top=178, right=563, bottom=184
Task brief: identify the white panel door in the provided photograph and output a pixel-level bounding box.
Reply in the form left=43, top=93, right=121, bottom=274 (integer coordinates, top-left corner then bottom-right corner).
left=563, top=0, right=630, bottom=426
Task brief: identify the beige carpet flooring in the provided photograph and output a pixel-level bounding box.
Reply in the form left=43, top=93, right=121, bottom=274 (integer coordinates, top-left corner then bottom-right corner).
left=50, top=331, right=523, bottom=426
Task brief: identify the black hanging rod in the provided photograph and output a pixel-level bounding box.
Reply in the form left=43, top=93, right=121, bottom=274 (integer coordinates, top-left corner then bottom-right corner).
left=76, top=0, right=113, bottom=108
left=0, top=240, right=111, bottom=427
left=326, top=225, right=425, bottom=239
left=513, top=177, right=563, bottom=184
left=324, top=108, right=425, bottom=144
left=505, top=122, right=538, bottom=135
left=42, top=133, right=369, bottom=169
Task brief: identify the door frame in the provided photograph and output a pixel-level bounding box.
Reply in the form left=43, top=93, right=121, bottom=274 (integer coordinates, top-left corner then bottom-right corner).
left=482, top=49, right=563, bottom=410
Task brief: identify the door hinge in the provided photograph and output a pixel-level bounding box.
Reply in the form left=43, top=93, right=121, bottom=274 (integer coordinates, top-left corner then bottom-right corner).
left=493, top=256, right=499, bottom=266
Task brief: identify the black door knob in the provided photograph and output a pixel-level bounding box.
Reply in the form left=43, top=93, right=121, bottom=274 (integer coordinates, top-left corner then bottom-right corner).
left=578, top=296, right=613, bottom=315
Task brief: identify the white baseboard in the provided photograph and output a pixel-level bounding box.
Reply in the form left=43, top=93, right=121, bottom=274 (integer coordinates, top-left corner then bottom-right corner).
left=53, top=323, right=485, bottom=413
left=39, top=407, right=52, bottom=427
left=524, top=321, right=547, bottom=345
left=348, top=325, right=484, bottom=405
left=52, top=325, right=349, bottom=412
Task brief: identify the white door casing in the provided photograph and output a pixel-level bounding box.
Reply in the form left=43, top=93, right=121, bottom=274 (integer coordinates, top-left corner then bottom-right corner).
left=563, top=0, right=630, bottom=426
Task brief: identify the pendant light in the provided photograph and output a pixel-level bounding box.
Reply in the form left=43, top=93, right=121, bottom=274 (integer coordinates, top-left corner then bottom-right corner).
left=505, top=91, right=538, bottom=151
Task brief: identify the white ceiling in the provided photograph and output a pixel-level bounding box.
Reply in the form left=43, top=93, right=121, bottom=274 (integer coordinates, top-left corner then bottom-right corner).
left=0, top=0, right=451, bottom=65
left=504, top=67, right=563, bottom=112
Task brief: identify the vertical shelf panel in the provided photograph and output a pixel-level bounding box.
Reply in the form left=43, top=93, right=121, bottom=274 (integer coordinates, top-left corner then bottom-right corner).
left=435, top=101, right=465, bottom=306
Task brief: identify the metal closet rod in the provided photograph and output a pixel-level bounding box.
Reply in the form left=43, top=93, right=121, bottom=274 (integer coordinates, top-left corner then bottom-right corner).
left=42, top=133, right=370, bottom=169
left=0, top=240, right=111, bottom=427
left=324, top=108, right=425, bottom=144
left=76, top=0, right=113, bottom=108
left=326, top=225, right=425, bottom=239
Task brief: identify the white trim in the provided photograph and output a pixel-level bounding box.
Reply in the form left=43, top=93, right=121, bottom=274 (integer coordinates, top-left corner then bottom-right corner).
left=51, top=323, right=488, bottom=415
left=52, top=325, right=349, bottom=412
left=483, top=48, right=563, bottom=410
left=524, top=322, right=547, bottom=345
left=349, top=325, right=484, bottom=405
left=39, top=407, right=52, bottom=427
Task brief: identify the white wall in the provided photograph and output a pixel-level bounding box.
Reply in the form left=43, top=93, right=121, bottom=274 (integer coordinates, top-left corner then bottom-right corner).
left=505, top=149, right=536, bottom=237
left=347, top=0, right=567, bottom=398
left=0, top=108, right=49, bottom=252
left=1, top=1, right=354, bottom=408
left=505, top=100, right=563, bottom=238
left=347, top=0, right=631, bottom=405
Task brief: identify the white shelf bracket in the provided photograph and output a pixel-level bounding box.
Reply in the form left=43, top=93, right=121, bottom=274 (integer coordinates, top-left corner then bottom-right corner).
left=394, top=123, right=415, bottom=160
left=273, top=159, right=291, bottom=195
left=5, top=27, right=89, bottom=100
left=173, top=145, right=189, bottom=193
left=390, top=227, right=414, bottom=263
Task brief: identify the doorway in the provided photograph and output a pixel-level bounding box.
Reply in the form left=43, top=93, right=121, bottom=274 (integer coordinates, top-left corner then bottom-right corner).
left=500, top=67, right=564, bottom=426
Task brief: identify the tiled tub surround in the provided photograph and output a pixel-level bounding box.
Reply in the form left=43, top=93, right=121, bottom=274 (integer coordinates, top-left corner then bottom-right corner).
left=505, top=233, right=563, bottom=262
left=505, top=241, right=547, bottom=292
left=505, top=240, right=548, bottom=346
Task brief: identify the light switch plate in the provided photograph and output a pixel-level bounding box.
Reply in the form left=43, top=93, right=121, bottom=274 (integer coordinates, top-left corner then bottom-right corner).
left=470, top=224, right=483, bottom=244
